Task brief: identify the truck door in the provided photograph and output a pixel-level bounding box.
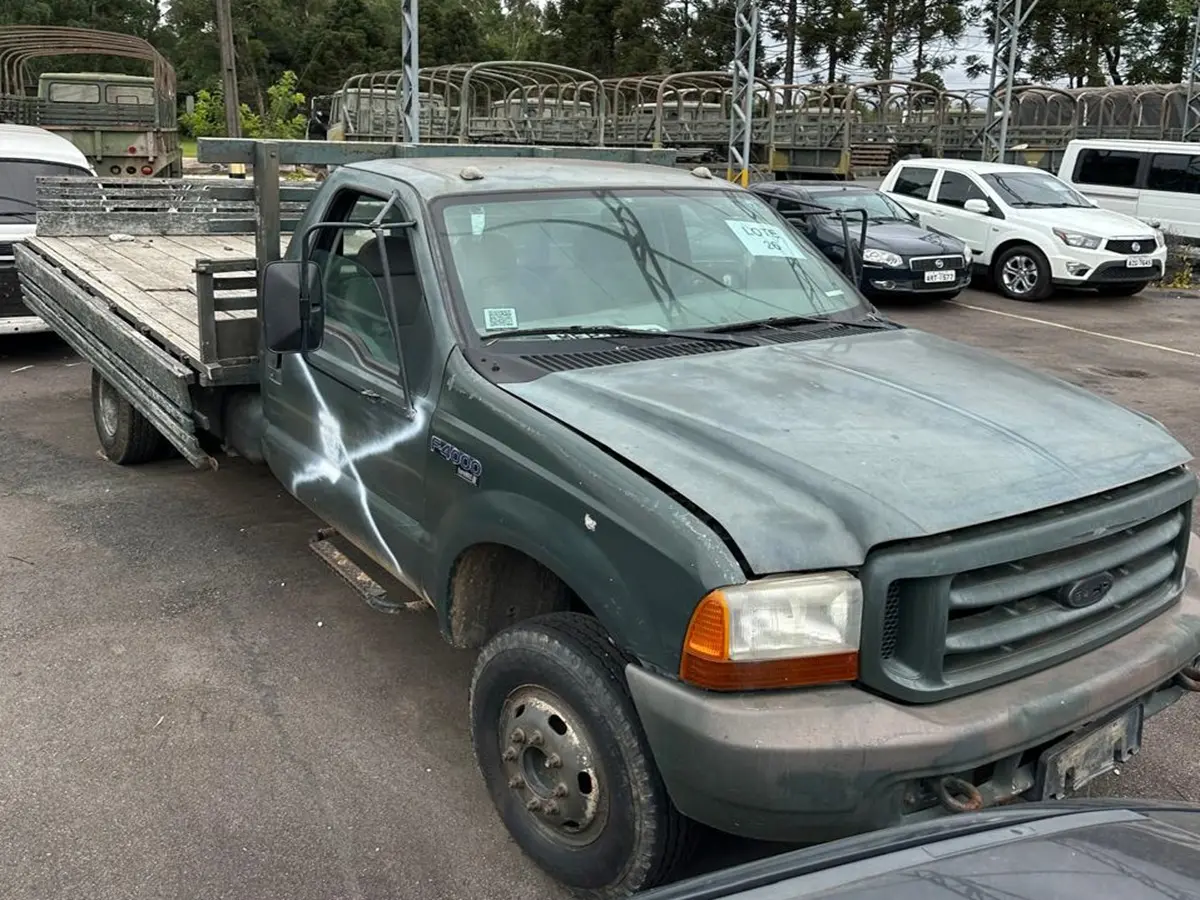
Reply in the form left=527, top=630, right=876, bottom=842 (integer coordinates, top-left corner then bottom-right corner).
left=263, top=187, right=432, bottom=592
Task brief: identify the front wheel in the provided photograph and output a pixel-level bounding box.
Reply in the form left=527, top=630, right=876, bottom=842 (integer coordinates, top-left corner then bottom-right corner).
left=993, top=244, right=1052, bottom=301
left=470, top=613, right=693, bottom=898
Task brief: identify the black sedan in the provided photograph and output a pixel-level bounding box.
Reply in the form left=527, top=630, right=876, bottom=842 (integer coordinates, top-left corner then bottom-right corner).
left=642, top=800, right=1200, bottom=900
left=750, top=182, right=972, bottom=300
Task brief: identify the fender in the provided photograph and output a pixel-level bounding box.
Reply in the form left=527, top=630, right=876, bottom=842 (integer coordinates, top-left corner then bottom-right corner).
left=430, top=489, right=674, bottom=669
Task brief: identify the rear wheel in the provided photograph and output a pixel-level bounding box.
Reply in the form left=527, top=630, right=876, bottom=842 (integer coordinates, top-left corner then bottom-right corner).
left=470, top=613, right=693, bottom=898
left=993, top=244, right=1052, bottom=301
left=1096, top=282, right=1148, bottom=297
left=91, top=370, right=166, bottom=465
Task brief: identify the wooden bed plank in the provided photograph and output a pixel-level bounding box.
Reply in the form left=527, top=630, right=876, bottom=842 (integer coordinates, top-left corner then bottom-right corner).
left=33, top=237, right=204, bottom=359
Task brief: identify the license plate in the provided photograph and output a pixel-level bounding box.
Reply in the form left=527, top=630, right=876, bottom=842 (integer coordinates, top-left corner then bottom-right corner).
left=1126, top=256, right=1153, bottom=268
left=1036, top=705, right=1143, bottom=801
left=924, top=270, right=956, bottom=283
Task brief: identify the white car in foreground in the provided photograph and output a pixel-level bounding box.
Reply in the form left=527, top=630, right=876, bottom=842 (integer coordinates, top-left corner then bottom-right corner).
left=878, top=158, right=1167, bottom=301
left=0, top=123, right=95, bottom=335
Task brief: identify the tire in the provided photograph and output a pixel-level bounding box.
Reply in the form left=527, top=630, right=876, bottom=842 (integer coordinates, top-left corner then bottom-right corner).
left=1096, top=282, right=1148, bottom=297
left=91, top=369, right=167, bottom=465
left=470, top=613, right=693, bottom=898
left=993, top=244, right=1052, bottom=301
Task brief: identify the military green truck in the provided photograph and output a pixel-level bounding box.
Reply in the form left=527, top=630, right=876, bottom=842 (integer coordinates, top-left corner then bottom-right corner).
left=0, top=27, right=182, bottom=178
left=14, top=137, right=1200, bottom=898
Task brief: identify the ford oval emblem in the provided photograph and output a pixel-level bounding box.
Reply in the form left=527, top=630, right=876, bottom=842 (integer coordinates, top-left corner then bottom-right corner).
left=1058, top=572, right=1115, bottom=609
left=935, top=259, right=944, bottom=268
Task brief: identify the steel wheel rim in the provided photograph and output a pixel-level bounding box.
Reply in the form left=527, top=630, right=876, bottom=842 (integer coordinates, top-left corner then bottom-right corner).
left=498, top=686, right=608, bottom=847
left=1001, top=254, right=1040, bottom=295
left=97, top=379, right=119, bottom=438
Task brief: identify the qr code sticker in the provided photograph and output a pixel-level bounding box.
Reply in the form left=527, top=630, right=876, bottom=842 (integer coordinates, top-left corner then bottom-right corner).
left=483, top=307, right=519, bottom=331
left=724, top=219, right=806, bottom=259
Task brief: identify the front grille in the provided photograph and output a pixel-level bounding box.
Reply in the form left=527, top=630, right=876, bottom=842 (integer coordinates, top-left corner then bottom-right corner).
left=909, top=255, right=963, bottom=272
left=0, top=269, right=27, bottom=318
left=1106, top=238, right=1157, bottom=255
left=860, top=468, right=1197, bottom=704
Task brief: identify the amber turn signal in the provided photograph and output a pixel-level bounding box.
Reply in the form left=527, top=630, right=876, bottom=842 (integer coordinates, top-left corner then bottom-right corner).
left=679, top=588, right=860, bottom=691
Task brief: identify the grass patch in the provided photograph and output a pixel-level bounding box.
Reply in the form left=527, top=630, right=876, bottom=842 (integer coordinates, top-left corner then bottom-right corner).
left=179, top=137, right=198, bottom=158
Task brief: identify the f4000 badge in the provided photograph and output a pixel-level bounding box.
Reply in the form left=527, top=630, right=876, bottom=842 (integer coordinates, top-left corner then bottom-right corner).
left=430, top=436, right=484, bottom=485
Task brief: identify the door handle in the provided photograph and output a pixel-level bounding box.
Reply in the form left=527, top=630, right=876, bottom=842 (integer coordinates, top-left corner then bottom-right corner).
left=360, top=389, right=383, bottom=402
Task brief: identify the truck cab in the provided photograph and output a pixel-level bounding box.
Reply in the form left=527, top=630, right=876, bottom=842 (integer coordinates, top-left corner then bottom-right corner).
left=14, top=140, right=1200, bottom=900
left=36, top=72, right=180, bottom=177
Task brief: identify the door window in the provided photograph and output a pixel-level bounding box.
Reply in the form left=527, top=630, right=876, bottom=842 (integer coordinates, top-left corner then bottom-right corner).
left=1146, top=153, right=1200, bottom=194
left=891, top=166, right=936, bottom=200
left=1073, top=149, right=1142, bottom=188
left=308, top=191, right=412, bottom=378
left=935, top=172, right=988, bottom=209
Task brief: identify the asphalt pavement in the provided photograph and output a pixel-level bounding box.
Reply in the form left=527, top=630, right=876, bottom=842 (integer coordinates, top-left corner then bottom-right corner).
left=2, top=280, right=1199, bottom=898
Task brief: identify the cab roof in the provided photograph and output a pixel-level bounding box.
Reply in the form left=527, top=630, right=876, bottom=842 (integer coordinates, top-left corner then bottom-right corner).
left=0, top=124, right=93, bottom=169
left=346, top=156, right=738, bottom=199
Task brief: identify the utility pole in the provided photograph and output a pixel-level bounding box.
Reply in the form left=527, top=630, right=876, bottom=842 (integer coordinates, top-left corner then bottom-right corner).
left=400, top=0, right=420, bottom=142
left=214, top=0, right=245, bottom=176
left=727, top=0, right=759, bottom=186
left=1184, top=1, right=1200, bottom=139
left=982, top=0, right=1037, bottom=162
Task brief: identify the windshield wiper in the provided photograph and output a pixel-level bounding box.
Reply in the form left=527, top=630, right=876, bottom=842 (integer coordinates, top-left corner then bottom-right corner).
left=484, top=324, right=757, bottom=347
left=0, top=211, right=34, bottom=222
left=709, top=313, right=895, bottom=333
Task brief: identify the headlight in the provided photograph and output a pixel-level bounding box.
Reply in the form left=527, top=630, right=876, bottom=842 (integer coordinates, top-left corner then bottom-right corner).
left=862, top=248, right=904, bottom=268
left=679, top=572, right=863, bottom=690
left=1052, top=228, right=1102, bottom=250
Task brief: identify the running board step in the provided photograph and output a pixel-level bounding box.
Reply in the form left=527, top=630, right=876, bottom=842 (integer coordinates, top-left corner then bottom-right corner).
left=309, top=527, right=427, bottom=614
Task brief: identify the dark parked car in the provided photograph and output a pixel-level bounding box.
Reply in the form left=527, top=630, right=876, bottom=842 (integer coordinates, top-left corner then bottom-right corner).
left=750, top=182, right=972, bottom=300
left=642, top=800, right=1200, bottom=900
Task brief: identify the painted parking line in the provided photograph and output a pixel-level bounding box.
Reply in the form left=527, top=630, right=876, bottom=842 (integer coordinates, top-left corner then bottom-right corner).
left=947, top=300, right=1200, bottom=360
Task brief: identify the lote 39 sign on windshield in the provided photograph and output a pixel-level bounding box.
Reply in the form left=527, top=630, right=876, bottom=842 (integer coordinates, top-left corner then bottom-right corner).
left=724, top=219, right=807, bottom=259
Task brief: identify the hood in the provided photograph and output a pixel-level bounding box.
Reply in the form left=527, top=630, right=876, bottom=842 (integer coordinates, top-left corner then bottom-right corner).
left=0, top=223, right=35, bottom=244
left=857, top=220, right=965, bottom=256
left=1017, top=205, right=1159, bottom=236
left=640, top=805, right=1200, bottom=900
left=505, top=328, right=1191, bottom=575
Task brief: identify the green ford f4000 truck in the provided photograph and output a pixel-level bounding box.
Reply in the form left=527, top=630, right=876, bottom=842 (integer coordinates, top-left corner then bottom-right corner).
left=14, top=138, right=1200, bottom=898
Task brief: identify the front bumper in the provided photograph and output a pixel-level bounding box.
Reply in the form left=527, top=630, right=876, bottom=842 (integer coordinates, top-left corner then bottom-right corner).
left=861, top=265, right=971, bottom=296
left=1049, top=247, right=1167, bottom=286
left=0, top=266, right=47, bottom=335
left=627, top=532, right=1200, bottom=843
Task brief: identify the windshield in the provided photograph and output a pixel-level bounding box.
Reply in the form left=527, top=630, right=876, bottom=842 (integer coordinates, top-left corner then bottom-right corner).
left=435, top=188, right=863, bottom=338
left=809, top=191, right=914, bottom=221
left=0, top=160, right=91, bottom=219
left=982, top=171, right=1092, bottom=208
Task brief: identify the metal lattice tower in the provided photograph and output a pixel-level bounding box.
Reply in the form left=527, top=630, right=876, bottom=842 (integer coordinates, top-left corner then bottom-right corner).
left=726, top=0, right=758, bottom=186
left=1185, top=2, right=1200, bottom=139
left=400, top=0, right=420, bottom=142
left=982, top=0, right=1037, bottom=161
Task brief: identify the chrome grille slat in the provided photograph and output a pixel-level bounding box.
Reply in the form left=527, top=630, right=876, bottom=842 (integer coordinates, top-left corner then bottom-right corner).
left=944, top=547, right=1178, bottom=655
left=948, top=511, right=1184, bottom=610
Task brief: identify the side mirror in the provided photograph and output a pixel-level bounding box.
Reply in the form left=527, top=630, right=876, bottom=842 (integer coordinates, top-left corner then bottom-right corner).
left=964, top=198, right=991, bottom=215
left=262, top=259, right=324, bottom=353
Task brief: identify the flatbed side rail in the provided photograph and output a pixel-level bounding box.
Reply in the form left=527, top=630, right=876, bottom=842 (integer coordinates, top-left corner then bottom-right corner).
left=34, top=176, right=318, bottom=237
left=14, top=241, right=212, bottom=469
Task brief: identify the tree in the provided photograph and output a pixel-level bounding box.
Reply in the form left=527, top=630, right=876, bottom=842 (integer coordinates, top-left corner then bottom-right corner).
left=541, top=0, right=665, bottom=76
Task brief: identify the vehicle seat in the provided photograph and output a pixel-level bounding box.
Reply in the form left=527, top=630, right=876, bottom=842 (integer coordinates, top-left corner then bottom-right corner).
left=356, top=234, right=433, bottom=395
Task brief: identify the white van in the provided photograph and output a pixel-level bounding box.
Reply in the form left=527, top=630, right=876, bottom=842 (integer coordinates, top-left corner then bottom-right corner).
left=1058, top=138, right=1200, bottom=243
left=879, top=157, right=1166, bottom=301
left=0, top=124, right=95, bottom=334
